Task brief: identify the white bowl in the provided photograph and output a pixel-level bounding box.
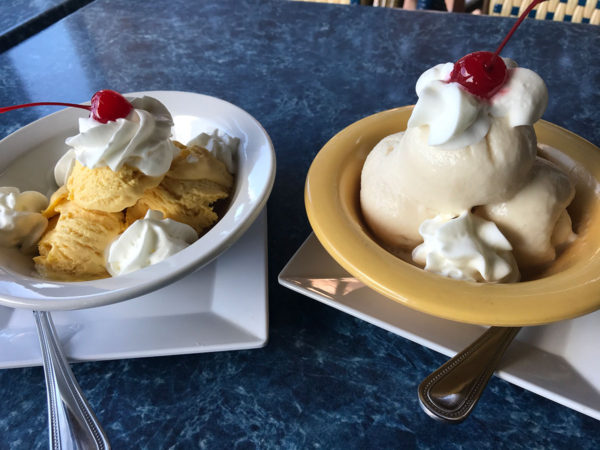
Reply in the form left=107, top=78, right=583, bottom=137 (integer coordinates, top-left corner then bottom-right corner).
left=0, top=91, right=275, bottom=311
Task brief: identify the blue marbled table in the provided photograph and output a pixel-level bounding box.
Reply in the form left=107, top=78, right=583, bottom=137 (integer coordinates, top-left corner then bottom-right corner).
left=0, top=0, right=599, bottom=448
left=0, top=0, right=92, bottom=52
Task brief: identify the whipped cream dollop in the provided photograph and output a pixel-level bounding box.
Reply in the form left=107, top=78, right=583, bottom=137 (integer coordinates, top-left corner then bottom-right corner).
left=0, top=187, right=48, bottom=251
left=54, top=148, right=76, bottom=186
left=407, top=59, right=548, bottom=149
left=187, top=129, right=239, bottom=174
left=65, top=96, right=179, bottom=177
left=106, top=210, right=198, bottom=276
left=412, top=211, right=520, bottom=283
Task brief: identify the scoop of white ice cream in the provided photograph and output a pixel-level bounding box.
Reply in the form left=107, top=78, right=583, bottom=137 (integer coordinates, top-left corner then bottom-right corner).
left=412, top=211, right=519, bottom=283
left=476, top=158, right=576, bottom=268
left=65, top=96, right=179, bottom=177
left=106, top=210, right=198, bottom=276
left=0, top=187, right=48, bottom=251
left=360, top=118, right=537, bottom=248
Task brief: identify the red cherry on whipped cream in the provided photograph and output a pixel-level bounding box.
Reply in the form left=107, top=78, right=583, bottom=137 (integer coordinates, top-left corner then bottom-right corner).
left=89, top=90, right=132, bottom=123
left=449, top=51, right=507, bottom=99
left=449, top=0, right=546, bottom=99
left=0, top=89, right=132, bottom=124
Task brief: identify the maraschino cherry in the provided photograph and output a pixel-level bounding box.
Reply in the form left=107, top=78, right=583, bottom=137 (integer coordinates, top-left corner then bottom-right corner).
left=89, top=90, right=132, bottom=123
left=450, top=51, right=508, bottom=99
left=0, top=89, right=132, bottom=124
left=448, top=0, right=546, bottom=99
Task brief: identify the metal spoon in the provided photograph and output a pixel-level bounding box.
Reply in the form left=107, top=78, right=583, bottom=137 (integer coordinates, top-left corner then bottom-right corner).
left=418, top=326, right=521, bottom=423
left=34, top=310, right=111, bottom=449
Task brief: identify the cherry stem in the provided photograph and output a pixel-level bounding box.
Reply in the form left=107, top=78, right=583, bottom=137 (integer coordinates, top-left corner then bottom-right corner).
left=0, top=102, right=91, bottom=114
left=486, top=0, right=546, bottom=71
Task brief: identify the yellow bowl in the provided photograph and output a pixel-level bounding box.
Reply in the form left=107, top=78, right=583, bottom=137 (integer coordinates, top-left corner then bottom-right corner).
left=305, top=106, right=600, bottom=326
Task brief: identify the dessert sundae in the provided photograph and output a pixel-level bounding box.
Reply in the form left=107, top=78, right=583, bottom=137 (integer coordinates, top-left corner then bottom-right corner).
left=361, top=1, right=575, bottom=283
left=0, top=90, right=238, bottom=281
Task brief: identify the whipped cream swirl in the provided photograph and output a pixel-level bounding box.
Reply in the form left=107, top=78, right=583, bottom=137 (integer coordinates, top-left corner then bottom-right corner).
left=407, top=59, right=548, bottom=149
left=65, top=96, right=178, bottom=176
left=187, top=129, right=239, bottom=174
left=412, top=211, right=520, bottom=283
left=0, top=187, right=48, bottom=251
left=54, top=148, right=76, bottom=186
left=106, top=210, right=198, bottom=276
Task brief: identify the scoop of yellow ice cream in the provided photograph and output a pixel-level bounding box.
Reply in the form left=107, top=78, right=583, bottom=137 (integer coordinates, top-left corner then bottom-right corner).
left=126, top=144, right=233, bottom=234
left=34, top=193, right=126, bottom=281
left=43, top=185, right=69, bottom=218
left=67, top=161, right=163, bottom=212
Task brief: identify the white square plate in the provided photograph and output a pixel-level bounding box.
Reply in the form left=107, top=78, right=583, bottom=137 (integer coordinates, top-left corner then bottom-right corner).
left=0, top=210, right=268, bottom=368
left=279, top=233, right=600, bottom=421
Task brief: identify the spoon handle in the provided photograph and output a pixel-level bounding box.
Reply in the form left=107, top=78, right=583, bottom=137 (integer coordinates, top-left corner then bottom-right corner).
left=418, top=326, right=521, bottom=423
left=34, top=310, right=111, bottom=450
